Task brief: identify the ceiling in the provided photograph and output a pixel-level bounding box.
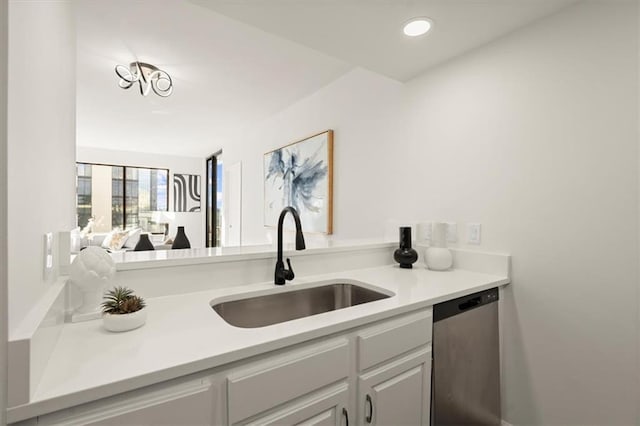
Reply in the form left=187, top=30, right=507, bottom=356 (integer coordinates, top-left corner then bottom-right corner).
left=75, top=0, right=351, bottom=156
left=194, top=0, right=580, bottom=82
left=75, top=0, right=579, bottom=156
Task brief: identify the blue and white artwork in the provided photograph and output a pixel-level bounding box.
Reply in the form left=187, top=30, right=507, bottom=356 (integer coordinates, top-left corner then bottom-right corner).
left=264, top=130, right=333, bottom=234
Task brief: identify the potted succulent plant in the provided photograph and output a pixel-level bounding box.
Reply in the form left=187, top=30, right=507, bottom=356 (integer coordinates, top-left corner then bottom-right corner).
left=101, top=286, right=147, bottom=332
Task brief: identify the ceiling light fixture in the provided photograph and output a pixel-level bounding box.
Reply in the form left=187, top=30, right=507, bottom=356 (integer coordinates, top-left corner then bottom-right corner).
left=403, top=18, right=432, bottom=37
left=115, top=61, right=173, bottom=97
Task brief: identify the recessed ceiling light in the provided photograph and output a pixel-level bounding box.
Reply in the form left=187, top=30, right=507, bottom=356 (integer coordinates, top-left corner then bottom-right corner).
left=403, top=18, right=432, bottom=37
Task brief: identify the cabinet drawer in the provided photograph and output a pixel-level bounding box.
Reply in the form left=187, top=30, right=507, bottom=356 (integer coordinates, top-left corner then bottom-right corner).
left=34, top=378, right=216, bottom=426
left=357, top=309, right=432, bottom=371
left=243, top=383, right=348, bottom=426
left=227, top=338, right=349, bottom=424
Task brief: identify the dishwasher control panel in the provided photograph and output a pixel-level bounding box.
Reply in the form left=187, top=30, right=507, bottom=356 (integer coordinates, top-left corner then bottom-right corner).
left=433, top=287, right=499, bottom=322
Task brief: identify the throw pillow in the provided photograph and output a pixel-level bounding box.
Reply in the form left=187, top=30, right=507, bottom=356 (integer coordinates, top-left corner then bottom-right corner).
left=123, top=227, right=142, bottom=249
left=101, top=229, right=130, bottom=251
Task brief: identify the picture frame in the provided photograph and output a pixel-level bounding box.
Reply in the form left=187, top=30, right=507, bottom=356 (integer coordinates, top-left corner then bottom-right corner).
left=173, top=173, right=201, bottom=212
left=263, top=130, right=333, bottom=234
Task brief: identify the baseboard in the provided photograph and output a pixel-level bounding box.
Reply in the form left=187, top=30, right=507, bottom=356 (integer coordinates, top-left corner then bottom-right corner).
left=502, top=420, right=514, bottom=426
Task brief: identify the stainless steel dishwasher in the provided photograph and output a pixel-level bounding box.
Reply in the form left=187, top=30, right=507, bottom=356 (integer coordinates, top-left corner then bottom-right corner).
left=431, top=287, right=500, bottom=425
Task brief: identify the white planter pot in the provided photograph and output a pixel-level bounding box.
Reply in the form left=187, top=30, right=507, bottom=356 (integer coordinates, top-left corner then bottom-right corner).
left=103, top=308, right=147, bottom=332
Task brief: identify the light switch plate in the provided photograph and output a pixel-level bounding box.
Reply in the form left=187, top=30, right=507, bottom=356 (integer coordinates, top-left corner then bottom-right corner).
left=58, top=231, right=71, bottom=275
left=446, top=223, right=457, bottom=243
left=467, top=223, right=481, bottom=244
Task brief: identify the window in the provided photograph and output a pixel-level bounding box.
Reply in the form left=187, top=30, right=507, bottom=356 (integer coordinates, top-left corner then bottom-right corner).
left=75, top=163, right=169, bottom=233
left=76, top=163, right=93, bottom=229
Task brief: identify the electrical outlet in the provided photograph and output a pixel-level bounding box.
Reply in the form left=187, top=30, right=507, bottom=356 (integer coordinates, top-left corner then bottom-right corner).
left=467, top=223, right=481, bottom=245
left=446, top=223, right=457, bottom=243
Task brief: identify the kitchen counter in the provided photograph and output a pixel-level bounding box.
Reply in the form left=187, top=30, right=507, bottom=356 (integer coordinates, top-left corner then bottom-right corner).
left=8, top=263, right=509, bottom=423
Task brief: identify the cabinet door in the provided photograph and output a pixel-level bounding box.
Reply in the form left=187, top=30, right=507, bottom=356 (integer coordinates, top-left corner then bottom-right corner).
left=241, top=383, right=350, bottom=426
left=358, top=346, right=431, bottom=426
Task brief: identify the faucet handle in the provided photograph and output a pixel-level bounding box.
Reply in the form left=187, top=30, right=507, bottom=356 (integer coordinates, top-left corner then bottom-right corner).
left=285, top=258, right=295, bottom=281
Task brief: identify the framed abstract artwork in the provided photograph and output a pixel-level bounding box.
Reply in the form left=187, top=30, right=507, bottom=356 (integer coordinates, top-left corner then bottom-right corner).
left=264, top=130, right=333, bottom=234
left=173, top=173, right=201, bottom=212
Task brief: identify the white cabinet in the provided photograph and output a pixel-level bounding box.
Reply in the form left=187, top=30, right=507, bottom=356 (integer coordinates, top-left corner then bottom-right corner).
left=227, top=310, right=433, bottom=426
left=355, top=310, right=433, bottom=426
left=20, top=308, right=432, bottom=426
left=357, top=347, right=431, bottom=426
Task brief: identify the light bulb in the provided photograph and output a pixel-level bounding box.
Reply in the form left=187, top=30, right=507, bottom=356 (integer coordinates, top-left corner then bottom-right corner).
left=403, top=18, right=432, bottom=37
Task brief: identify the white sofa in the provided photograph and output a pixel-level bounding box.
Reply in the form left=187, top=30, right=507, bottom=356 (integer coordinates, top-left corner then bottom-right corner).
left=81, top=232, right=171, bottom=252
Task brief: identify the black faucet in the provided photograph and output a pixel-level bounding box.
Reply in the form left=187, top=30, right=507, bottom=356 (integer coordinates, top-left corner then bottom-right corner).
left=275, top=206, right=306, bottom=285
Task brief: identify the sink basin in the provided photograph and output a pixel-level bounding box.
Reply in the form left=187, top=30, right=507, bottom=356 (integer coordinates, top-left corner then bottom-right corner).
left=211, top=282, right=392, bottom=328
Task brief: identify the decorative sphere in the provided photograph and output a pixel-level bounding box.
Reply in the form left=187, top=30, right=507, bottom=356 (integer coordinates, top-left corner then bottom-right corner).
left=394, top=247, right=418, bottom=269
left=425, top=247, right=453, bottom=271
left=69, top=246, right=116, bottom=289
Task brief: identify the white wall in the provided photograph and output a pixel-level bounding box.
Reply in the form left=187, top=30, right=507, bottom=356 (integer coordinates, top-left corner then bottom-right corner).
left=225, top=68, right=405, bottom=246
left=224, top=2, right=639, bottom=423
left=76, top=146, right=206, bottom=248
left=7, top=1, right=76, bottom=334
left=0, top=0, right=8, bottom=423
left=401, top=2, right=638, bottom=424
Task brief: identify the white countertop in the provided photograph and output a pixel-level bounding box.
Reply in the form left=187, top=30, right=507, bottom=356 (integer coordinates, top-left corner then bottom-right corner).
left=109, top=239, right=393, bottom=270
left=8, top=264, right=509, bottom=422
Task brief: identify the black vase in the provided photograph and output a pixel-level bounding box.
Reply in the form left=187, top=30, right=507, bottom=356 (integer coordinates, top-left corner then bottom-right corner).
left=393, top=227, right=418, bottom=269
left=172, top=226, right=191, bottom=249
left=134, top=234, right=155, bottom=251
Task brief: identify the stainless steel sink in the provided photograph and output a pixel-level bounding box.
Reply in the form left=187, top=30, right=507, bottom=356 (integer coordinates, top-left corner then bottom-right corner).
left=211, top=282, right=392, bottom=328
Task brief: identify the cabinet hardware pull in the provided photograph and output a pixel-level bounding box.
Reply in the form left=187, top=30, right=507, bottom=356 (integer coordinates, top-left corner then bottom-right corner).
left=365, top=394, right=373, bottom=423
left=342, top=407, right=349, bottom=426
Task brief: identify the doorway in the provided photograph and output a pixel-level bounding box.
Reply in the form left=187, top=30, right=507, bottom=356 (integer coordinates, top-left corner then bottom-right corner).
left=205, top=151, right=222, bottom=247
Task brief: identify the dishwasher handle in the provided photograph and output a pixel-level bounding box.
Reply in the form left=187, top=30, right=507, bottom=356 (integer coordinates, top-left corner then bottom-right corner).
left=458, top=296, right=481, bottom=311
